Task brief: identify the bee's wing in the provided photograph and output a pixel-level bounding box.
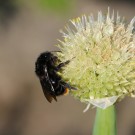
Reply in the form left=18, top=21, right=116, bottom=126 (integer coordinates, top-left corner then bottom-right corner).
left=40, top=79, right=57, bottom=103
left=40, top=66, right=57, bottom=102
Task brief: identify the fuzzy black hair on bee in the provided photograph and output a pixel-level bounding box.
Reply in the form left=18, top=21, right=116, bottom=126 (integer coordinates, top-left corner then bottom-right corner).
left=35, top=51, right=76, bottom=103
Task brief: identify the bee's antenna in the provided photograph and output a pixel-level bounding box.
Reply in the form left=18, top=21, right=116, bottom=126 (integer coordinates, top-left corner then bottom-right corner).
left=51, top=50, right=61, bottom=53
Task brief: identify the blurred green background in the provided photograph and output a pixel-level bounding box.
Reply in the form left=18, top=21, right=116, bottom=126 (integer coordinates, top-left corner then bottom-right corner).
left=0, top=0, right=135, bottom=135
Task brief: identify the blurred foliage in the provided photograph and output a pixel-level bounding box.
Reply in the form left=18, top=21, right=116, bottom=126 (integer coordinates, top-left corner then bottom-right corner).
left=0, top=0, right=19, bottom=25
left=38, top=0, right=74, bottom=15
left=95, top=0, right=135, bottom=3
left=0, top=0, right=75, bottom=24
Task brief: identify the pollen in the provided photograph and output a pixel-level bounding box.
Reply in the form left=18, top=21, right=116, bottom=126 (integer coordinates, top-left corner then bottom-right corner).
left=64, top=88, right=69, bottom=95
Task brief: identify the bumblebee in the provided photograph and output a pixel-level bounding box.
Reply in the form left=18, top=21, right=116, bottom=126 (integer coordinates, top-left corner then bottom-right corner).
left=35, top=51, right=76, bottom=103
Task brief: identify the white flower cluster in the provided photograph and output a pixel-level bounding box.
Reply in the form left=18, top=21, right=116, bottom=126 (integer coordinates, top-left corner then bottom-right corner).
left=57, top=9, right=135, bottom=110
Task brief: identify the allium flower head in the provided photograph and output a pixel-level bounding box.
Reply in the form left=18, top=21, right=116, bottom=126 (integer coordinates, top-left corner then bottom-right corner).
left=56, top=10, right=135, bottom=111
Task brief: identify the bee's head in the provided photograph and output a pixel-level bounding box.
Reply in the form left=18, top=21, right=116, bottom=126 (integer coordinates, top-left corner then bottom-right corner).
left=37, top=52, right=53, bottom=64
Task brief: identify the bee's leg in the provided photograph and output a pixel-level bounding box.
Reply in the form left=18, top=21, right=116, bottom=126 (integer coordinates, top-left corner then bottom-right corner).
left=60, top=81, right=77, bottom=90
left=56, top=56, right=75, bottom=71
left=56, top=60, right=70, bottom=71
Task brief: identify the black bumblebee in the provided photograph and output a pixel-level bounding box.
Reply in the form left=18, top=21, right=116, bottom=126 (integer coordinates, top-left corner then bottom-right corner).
left=35, top=51, right=76, bottom=103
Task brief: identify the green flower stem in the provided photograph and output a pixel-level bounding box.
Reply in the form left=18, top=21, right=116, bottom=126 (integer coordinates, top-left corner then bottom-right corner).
left=92, top=105, right=116, bottom=135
